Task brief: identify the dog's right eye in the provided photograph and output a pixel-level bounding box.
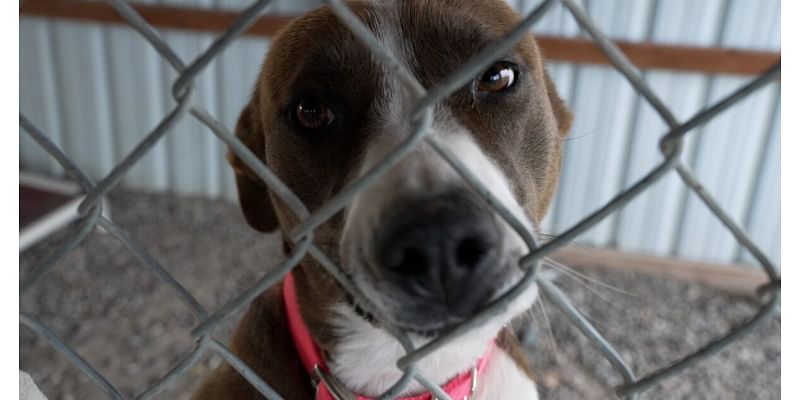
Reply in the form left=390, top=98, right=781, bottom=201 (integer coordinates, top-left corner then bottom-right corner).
left=293, top=97, right=335, bottom=130
left=477, top=61, right=519, bottom=93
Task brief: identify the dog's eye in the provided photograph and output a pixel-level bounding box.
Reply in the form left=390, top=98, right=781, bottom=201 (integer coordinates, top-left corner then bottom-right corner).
left=294, top=97, right=335, bottom=130
left=477, top=62, right=519, bottom=93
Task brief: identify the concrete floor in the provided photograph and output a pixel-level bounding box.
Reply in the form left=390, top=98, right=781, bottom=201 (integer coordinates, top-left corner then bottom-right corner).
left=20, top=191, right=780, bottom=399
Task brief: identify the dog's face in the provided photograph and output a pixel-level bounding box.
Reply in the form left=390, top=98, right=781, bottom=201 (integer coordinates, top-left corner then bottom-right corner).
left=230, top=0, right=571, bottom=341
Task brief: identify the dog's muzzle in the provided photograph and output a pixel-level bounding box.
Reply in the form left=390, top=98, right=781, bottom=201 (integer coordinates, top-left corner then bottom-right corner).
left=369, top=190, right=506, bottom=329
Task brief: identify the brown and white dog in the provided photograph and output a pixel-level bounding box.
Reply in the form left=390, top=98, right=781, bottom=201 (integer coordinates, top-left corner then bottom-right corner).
left=193, top=0, right=572, bottom=399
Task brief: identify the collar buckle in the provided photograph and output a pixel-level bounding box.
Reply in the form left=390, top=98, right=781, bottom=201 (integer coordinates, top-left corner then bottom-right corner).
left=468, top=365, right=478, bottom=399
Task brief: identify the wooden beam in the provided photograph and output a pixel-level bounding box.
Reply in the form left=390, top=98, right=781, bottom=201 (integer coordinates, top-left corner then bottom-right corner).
left=20, top=0, right=780, bottom=75
left=550, top=246, right=771, bottom=297
left=536, top=37, right=779, bottom=76
left=19, top=0, right=295, bottom=37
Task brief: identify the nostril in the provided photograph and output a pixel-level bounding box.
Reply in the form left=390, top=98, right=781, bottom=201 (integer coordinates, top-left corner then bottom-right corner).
left=455, top=236, right=488, bottom=269
left=390, top=247, right=428, bottom=275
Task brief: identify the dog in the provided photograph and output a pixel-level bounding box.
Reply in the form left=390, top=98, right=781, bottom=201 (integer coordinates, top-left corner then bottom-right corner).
left=193, top=0, right=572, bottom=398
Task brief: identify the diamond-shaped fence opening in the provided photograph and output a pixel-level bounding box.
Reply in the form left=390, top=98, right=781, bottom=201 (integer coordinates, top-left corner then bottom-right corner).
left=19, top=0, right=781, bottom=399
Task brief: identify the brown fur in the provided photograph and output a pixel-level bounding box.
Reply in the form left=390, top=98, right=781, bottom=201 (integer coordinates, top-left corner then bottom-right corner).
left=194, top=1, right=571, bottom=398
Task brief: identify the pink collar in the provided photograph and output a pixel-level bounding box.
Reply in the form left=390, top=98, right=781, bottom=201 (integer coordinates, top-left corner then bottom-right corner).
left=282, top=273, right=493, bottom=400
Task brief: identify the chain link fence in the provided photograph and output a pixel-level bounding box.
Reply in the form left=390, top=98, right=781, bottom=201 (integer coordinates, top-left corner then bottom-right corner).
left=19, top=0, right=781, bottom=399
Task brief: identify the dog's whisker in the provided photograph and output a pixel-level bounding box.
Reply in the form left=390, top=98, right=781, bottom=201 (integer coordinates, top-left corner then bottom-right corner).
left=542, top=257, right=639, bottom=298
left=535, top=232, right=556, bottom=240
left=536, top=232, right=590, bottom=250
left=549, top=284, right=616, bottom=332
left=564, top=126, right=601, bottom=142
left=554, top=275, right=632, bottom=317
left=534, top=294, right=565, bottom=365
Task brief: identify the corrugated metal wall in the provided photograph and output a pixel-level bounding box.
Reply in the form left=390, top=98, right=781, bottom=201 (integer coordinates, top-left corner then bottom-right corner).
left=19, top=0, right=781, bottom=267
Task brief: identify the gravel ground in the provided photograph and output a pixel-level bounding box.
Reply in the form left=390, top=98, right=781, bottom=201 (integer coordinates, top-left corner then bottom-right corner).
left=20, top=191, right=780, bottom=399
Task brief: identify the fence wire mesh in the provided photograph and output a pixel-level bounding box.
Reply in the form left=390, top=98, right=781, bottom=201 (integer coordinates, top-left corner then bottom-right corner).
left=19, top=0, right=781, bottom=399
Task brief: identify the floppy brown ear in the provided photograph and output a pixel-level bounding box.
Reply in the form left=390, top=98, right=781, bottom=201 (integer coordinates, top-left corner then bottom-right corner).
left=543, top=68, right=573, bottom=137
left=227, top=100, right=280, bottom=233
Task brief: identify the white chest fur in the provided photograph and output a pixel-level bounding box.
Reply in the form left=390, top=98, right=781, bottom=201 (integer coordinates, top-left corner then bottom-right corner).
left=473, top=350, right=539, bottom=400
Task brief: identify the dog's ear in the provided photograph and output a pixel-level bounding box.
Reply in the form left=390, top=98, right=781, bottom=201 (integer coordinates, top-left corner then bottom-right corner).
left=227, top=100, right=280, bottom=233
left=542, top=69, right=573, bottom=137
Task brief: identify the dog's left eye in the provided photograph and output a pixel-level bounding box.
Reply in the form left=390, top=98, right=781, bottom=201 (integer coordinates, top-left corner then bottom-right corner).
left=477, top=62, right=519, bottom=93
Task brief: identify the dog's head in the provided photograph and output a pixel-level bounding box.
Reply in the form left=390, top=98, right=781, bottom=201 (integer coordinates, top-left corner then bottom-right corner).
left=230, top=0, right=571, bottom=343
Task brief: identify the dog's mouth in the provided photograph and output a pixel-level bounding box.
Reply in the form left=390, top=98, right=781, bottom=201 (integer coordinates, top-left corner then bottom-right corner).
left=344, top=292, right=376, bottom=324
left=346, top=250, right=517, bottom=338
left=344, top=292, right=458, bottom=338
left=343, top=278, right=475, bottom=338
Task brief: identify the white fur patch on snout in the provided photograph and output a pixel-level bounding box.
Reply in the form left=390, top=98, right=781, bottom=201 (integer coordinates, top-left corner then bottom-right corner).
left=341, top=127, right=534, bottom=284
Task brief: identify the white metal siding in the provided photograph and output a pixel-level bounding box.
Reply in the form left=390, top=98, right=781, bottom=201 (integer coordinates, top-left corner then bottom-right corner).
left=19, top=0, right=781, bottom=267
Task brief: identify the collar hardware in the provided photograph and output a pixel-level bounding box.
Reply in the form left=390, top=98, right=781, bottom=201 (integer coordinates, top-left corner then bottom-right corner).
left=314, top=364, right=358, bottom=400
left=433, top=366, right=478, bottom=400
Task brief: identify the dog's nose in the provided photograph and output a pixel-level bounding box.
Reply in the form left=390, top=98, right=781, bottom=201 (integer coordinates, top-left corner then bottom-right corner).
left=375, top=192, right=501, bottom=316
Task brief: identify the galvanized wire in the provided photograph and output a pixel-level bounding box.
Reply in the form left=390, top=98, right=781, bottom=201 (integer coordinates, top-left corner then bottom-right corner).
left=19, top=0, right=781, bottom=399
